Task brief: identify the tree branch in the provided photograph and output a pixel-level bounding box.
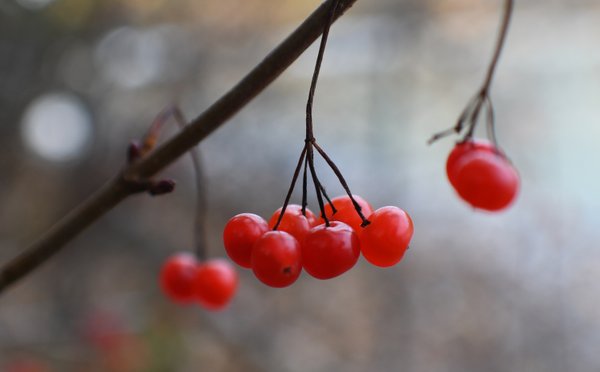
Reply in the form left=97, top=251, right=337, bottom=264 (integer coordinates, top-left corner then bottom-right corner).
left=0, top=0, right=359, bottom=293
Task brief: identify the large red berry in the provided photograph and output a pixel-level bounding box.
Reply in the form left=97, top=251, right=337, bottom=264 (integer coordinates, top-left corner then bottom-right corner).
left=446, top=139, right=495, bottom=187
left=303, top=221, right=360, bottom=280
left=223, top=213, right=269, bottom=268
left=452, top=150, right=519, bottom=211
left=159, top=253, right=198, bottom=303
left=359, top=206, right=414, bottom=267
left=321, top=194, right=373, bottom=232
left=195, top=259, right=238, bottom=311
left=251, top=231, right=302, bottom=288
left=268, top=204, right=315, bottom=244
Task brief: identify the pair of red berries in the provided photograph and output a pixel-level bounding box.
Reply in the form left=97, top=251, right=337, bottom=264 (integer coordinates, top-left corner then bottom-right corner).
left=159, top=254, right=238, bottom=310
left=446, top=139, right=519, bottom=211
left=223, top=195, right=414, bottom=288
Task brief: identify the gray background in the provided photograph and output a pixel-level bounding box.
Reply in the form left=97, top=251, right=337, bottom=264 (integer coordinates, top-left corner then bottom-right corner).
left=1, top=0, right=599, bottom=371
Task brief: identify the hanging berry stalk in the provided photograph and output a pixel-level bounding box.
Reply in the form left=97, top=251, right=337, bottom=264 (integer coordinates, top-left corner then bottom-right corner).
left=145, top=107, right=238, bottom=310
left=428, top=0, right=519, bottom=212
left=428, top=0, right=514, bottom=146
left=225, top=0, right=414, bottom=286
left=272, top=0, right=370, bottom=232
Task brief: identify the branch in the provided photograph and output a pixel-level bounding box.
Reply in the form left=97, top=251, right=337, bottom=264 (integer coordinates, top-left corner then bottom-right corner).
left=0, top=0, right=359, bottom=293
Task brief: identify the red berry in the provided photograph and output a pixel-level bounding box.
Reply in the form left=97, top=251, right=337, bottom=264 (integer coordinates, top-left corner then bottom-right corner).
left=195, top=259, right=238, bottom=311
left=359, top=206, right=414, bottom=267
left=303, top=221, right=360, bottom=280
left=321, top=194, right=373, bottom=232
left=306, top=209, right=319, bottom=227
left=446, top=139, right=495, bottom=187
left=452, top=150, right=519, bottom=211
left=268, top=204, right=315, bottom=244
left=251, top=231, right=302, bottom=288
left=223, top=213, right=269, bottom=268
left=159, top=253, right=198, bottom=303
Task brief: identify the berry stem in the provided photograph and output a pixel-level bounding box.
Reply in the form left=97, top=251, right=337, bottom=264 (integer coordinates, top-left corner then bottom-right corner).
left=159, top=106, right=209, bottom=261
left=276, top=0, right=345, bottom=229
left=306, top=142, right=330, bottom=226
left=301, top=153, right=309, bottom=217
left=480, top=0, right=514, bottom=96
left=273, top=145, right=308, bottom=231
left=301, top=0, right=366, bottom=226
left=302, top=0, right=339, bottom=226
left=319, top=183, right=335, bottom=214
left=313, top=141, right=370, bottom=227
left=305, top=0, right=340, bottom=142
left=427, top=0, right=513, bottom=145
left=299, top=145, right=336, bottom=219
left=464, top=97, right=484, bottom=139
left=483, top=95, right=499, bottom=149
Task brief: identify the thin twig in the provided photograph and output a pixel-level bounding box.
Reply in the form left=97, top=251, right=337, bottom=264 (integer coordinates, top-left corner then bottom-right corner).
left=305, top=0, right=340, bottom=140
left=168, top=106, right=208, bottom=261
left=302, top=0, right=339, bottom=225
left=483, top=95, right=499, bottom=149
left=319, top=183, right=334, bottom=213
left=427, top=0, right=513, bottom=144
left=0, top=0, right=359, bottom=294
left=272, top=145, right=307, bottom=231
left=313, top=142, right=370, bottom=226
left=279, top=0, right=340, bottom=227
left=480, top=0, right=514, bottom=95
left=301, top=153, right=309, bottom=216
left=306, top=143, right=329, bottom=225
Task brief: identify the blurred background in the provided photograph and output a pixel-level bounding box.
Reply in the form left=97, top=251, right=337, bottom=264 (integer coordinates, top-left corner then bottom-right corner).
left=1, top=0, right=600, bottom=370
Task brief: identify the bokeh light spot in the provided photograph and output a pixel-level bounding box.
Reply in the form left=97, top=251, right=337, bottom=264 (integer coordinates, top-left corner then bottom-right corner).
left=21, top=92, right=92, bottom=162
left=15, top=0, right=55, bottom=10
left=94, top=26, right=168, bottom=89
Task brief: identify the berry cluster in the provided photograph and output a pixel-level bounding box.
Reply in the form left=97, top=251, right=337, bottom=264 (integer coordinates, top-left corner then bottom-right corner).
left=127, top=106, right=240, bottom=311
left=219, top=0, right=413, bottom=288
left=223, top=195, right=413, bottom=288
left=160, top=253, right=238, bottom=310
left=446, top=139, right=519, bottom=211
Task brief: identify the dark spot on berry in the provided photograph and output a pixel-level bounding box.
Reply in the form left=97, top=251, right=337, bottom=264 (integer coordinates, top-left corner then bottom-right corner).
left=282, top=267, right=292, bottom=275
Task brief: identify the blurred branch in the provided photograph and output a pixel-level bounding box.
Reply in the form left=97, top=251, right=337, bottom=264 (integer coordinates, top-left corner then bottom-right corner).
left=0, top=0, right=359, bottom=293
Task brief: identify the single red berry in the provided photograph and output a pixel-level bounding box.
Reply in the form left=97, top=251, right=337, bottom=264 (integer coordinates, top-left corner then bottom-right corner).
left=359, top=206, right=414, bottom=267
left=251, top=231, right=302, bottom=288
left=159, top=253, right=198, bottom=303
left=268, top=204, right=315, bottom=244
left=303, top=221, right=360, bottom=280
left=223, top=213, right=269, bottom=268
left=452, top=150, right=519, bottom=211
left=446, top=139, right=495, bottom=187
left=321, top=194, right=373, bottom=232
left=195, top=259, right=238, bottom=311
